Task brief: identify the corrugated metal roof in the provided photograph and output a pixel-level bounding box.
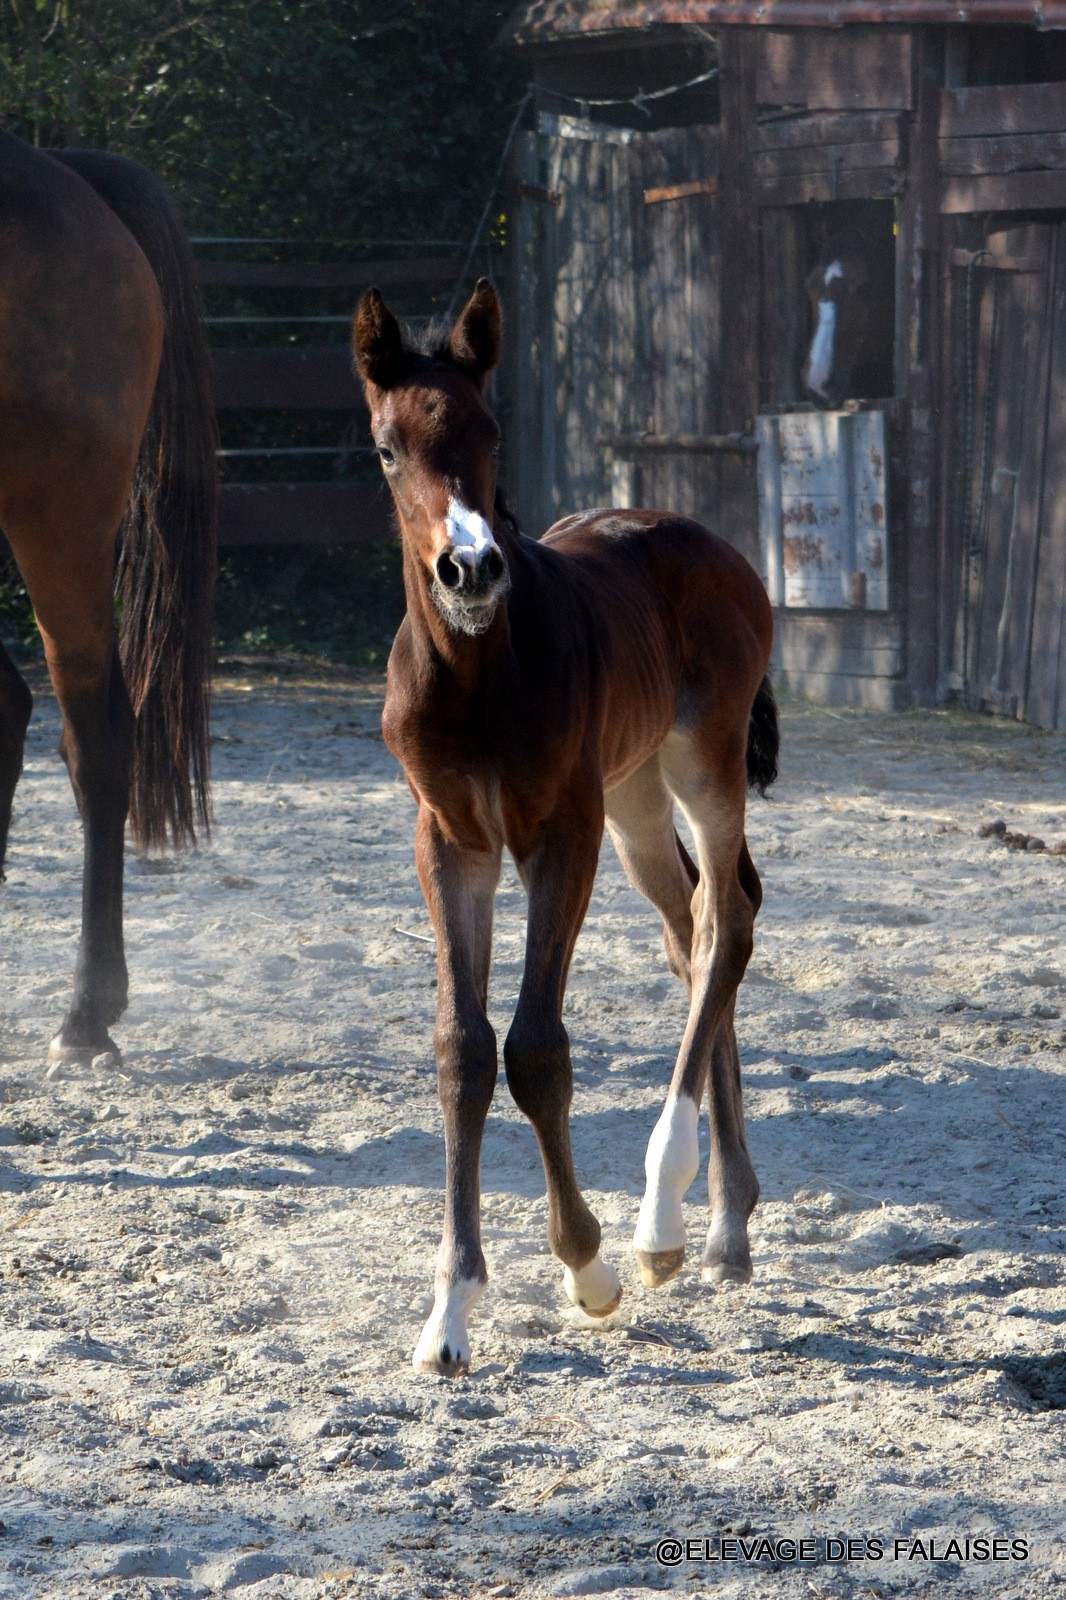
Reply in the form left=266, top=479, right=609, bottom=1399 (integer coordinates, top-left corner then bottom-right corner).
left=507, top=2, right=1066, bottom=45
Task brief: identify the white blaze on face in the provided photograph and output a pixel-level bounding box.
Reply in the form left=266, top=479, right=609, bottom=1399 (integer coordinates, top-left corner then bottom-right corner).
left=633, top=1092, right=700, bottom=1258
left=444, top=496, right=498, bottom=570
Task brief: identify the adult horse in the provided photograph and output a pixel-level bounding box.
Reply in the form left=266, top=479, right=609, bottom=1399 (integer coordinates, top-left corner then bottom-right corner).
left=354, top=279, right=778, bottom=1376
left=0, top=131, right=216, bottom=1062
left=803, top=228, right=895, bottom=406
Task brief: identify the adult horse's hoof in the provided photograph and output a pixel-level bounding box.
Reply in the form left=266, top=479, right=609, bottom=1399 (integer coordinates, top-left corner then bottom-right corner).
left=563, top=1255, right=622, bottom=1317
left=635, top=1247, right=685, bottom=1288
left=47, top=1032, right=122, bottom=1067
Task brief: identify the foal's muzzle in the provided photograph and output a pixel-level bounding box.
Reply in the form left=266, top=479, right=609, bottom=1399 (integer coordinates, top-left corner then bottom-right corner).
left=434, top=544, right=506, bottom=598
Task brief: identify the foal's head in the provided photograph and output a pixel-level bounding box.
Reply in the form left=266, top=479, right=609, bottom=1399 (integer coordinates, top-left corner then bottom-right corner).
left=353, top=279, right=508, bottom=636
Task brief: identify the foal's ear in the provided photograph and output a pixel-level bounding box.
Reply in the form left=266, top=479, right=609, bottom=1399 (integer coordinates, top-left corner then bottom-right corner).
left=353, top=288, right=406, bottom=388
left=448, top=278, right=501, bottom=389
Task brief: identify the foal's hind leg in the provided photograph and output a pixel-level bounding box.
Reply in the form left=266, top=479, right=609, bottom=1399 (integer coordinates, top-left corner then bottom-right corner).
left=633, top=730, right=759, bottom=1288
left=0, top=639, right=33, bottom=880
left=505, top=798, right=622, bottom=1319
left=605, top=754, right=697, bottom=991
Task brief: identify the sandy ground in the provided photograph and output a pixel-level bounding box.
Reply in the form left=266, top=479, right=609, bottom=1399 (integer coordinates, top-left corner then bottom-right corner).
left=2, top=661, right=1066, bottom=1600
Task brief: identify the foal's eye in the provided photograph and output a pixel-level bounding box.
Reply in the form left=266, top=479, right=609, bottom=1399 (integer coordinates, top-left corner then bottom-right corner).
left=377, top=445, right=395, bottom=468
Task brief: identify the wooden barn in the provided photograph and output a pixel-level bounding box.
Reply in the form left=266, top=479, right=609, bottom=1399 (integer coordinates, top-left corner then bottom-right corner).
left=499, top=2, right=1066, bottom=728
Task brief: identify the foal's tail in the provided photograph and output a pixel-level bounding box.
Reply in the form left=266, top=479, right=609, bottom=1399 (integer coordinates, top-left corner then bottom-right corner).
left=55, top=150, right=217, bottom=850
left=746, top=675, right=779, bottom=799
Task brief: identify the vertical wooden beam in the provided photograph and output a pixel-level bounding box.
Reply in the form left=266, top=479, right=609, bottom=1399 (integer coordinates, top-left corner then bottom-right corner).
left=504, top=132, right=542, bottom=538
left=899, top=26, right=944, bottom=704
left=717, top=28, right=760, bottom=568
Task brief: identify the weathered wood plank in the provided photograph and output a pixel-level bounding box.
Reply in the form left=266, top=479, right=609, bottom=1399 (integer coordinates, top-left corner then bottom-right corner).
left=602, top=433, right=755, bottom=454
left=942, top=170, right=1066, bottom=215
left=753, top=139, right=900, bottom=180
left=755, top=169, right=902, bottom=207
left=949, top=248, right=1044, bottom=273
left=940, top=81, right=1066, bottom=140
left=502, top=132, right=543, bottom=537
left=773, top=611, right=904, bottom=680
left=718, top=30, right=760, bottom=569
left=217, top=482, right=393, bottom=545
left=643, top=177, right=718, bottom=205
left=940, top=131, right=1066, bottom=179
left=1000, top=232, right=1053, bottom=722
left=1026, top=222, right=1066, bottom=730
left=756, top=28, right=915, bottom=112
left=752, top=110, right=901, bottom=152
left=900, top=31, right=945, bottom=705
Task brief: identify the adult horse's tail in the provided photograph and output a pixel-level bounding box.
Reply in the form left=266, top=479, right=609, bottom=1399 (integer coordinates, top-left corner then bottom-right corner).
left=746, top=675, right=779, bottom=798
left=53, top=150, right=217, bottom=850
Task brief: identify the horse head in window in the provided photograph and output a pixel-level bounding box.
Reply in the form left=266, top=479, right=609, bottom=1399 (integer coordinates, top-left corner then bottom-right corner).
left=803, top=228, right=894, bottom=408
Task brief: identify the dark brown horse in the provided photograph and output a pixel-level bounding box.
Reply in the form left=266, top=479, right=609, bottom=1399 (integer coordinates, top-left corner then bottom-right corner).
left=0, top=132, right=216, bottom=1062
left=354, top=280, right=777, bottom=1376
left=803, top=228, right=895, bottom=407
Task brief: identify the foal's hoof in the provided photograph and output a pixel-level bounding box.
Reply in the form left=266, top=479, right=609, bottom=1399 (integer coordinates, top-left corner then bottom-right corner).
left=412, top=1277, right=483, bottom=1378
left=47, top=1032, right=121, bottom=1067
left=700, top=1252, right=753, bottom=1287
left=563, top=1255, right=622, bottom=1318
left=635, top=1247, right=685, bottom=1289
left=413, top=1342, right=470, bottom=1379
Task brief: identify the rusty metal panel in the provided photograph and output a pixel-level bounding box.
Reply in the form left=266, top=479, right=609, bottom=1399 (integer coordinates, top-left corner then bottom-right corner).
left=756, top=410, right=889, bottom=610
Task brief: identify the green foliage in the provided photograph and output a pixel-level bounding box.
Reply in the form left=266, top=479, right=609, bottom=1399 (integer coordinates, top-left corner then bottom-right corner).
left=0, top=1, right=522, bottom=239
left=214, top=540, right=406, bottom=666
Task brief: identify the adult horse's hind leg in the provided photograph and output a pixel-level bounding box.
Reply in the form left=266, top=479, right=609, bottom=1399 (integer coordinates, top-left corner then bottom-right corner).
left=47, top=645, right=134, bottom=1061
left=0, top=640, right=33, bottom=880
left=633, top=729, right=760, bottom=1288
left=11, top=505, right=136, bottom=1063
left=505, top=800, right=622, bottom=1320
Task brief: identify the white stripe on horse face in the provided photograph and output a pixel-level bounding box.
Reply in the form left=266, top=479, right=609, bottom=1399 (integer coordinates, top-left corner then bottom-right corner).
left=824, top=259, right=844, bottom=286
left=806, top=300, right=838, bottom=399
left=445, top=497, right=498, bottom=569
left=633, top=1092, right=700, bottom=1257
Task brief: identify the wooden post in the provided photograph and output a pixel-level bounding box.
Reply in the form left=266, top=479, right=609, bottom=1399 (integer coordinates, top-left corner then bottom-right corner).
left=717, top=29, right=761, bottom=569
left=900, top=26, right=944, bottom=705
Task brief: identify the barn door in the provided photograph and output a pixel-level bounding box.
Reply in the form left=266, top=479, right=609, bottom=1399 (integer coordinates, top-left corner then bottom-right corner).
left=944, top=225, right=1053, bottom=719
left=503, top=115, right=721, bottom=540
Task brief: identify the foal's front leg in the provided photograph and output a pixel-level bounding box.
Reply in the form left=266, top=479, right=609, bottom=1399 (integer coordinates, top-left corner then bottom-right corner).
left=505, top=804, right=622, bottom=1319
left=413, top=806, right=502, bottom=1376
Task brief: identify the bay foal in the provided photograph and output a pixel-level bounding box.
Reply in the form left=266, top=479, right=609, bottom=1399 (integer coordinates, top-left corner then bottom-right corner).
left=354, top=281, right=777, bottom=1376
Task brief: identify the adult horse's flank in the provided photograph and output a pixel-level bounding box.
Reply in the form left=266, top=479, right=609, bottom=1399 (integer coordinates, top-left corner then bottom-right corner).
left=355, top=280, right=777, bottom=1377
left=0, top=132, right=216, bottom=1061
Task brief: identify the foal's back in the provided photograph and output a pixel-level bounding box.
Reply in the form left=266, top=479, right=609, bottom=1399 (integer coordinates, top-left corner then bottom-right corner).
left=508, top=506, right=773, bottom=788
